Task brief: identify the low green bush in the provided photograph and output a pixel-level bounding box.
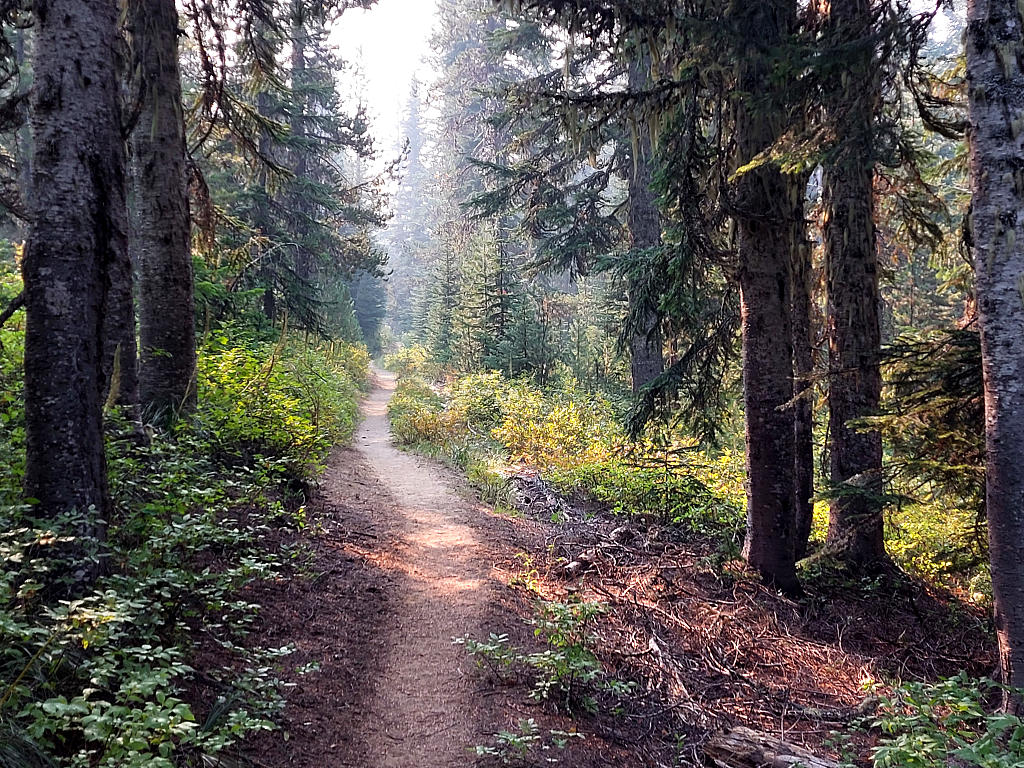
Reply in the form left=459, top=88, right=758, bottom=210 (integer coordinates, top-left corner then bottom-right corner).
left=841, top=674, right=1024, bottom=768
left=546, top=458, right=743, bottom=537
left=0, top=323, right=368, bottom=767
left=196, top=338, right=368, bottom=473
left=382, top=345, right=435, bottom=379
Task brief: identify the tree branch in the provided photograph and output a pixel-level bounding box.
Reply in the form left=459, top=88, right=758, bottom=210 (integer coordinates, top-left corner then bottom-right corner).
left=0, top=290, right=25, bottom=328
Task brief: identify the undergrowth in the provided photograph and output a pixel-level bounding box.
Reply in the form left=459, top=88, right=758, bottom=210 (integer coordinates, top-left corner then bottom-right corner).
left=456, top=598, right=620, bottom=766
left=384, top=354, right=993, bottom=596
left=841, top=674, right=1024, bottom=768
left=384, top=362, right=744, bottom=540
left=0, top=285, right=369, bottom=768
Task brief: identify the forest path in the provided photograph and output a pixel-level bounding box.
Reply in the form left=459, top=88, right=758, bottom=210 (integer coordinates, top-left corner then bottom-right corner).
left=334, top=366, right=495, bottom=767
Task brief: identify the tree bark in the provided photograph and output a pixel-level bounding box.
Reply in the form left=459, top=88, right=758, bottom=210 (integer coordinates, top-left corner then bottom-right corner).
left=129, top=0, right=197, bottom=418
left=731, top=0, right=800, bottom=593
left=966, top=0, right=1024, bottom=713
left=822, top=0, right=887, bottom=568
left=23, top=0, right=128, bottom=572
left=626, top=51, right=664, bottom=393
left=790, top=175, right=815, bottom=559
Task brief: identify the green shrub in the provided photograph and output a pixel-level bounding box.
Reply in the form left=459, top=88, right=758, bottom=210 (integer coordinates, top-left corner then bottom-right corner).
left=456, top=598, right=630, bottom=715
left=447, top=371, right=508, bottom=428
left=492, top=380, right=621, bottom=470
left=386, top=378, right=447, bottom=446
left=546, top=458, right=743, bottom=537
left=843, top=675, right=1024, bottom=768
left=195, top=340, right=366, bottom=475
left=0, top=335, right=368, bottom=767
left=382, top=345, right=434, bottom=379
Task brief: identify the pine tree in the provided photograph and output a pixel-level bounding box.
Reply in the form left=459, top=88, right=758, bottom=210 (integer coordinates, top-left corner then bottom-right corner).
left=129, top=0, right=198, bottom=417
left=966, top=0, right=1024, bottom=712
left=23, top=0, right=129, bottom=578
left=821, top=0, right=887, bottom=568
left=731, top=0, right=801, bottom=592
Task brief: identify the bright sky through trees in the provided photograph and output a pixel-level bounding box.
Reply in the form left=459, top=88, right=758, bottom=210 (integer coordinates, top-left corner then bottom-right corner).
left=333, top=0, right=439, bottom=150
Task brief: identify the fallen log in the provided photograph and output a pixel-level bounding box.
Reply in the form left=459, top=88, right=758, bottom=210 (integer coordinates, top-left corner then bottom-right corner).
left=704, top=726, right=840, bottom=768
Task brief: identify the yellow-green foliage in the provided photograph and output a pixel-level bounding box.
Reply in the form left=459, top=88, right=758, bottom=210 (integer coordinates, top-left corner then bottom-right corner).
left=386, top=365, right=743, bottom=537
left=546, top=453, right=744, bottom=536
left=383, top=345, right=435, bottom=379
left=387, top=378, right=449, bottom=446
left=885, top=502, right=990, bottom=596
left=197, top=340, right=368, bottom=473
left=0, top=259, right=25, bottom=503
left=492, top=380, right=622, bottom=470
left=448, top=371, right=508, bottom=427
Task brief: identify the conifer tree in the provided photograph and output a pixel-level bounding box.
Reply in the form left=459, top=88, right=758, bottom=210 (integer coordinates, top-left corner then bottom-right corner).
left=23, top=0, right=128, bottom=572
left=129, top=0, right=198, bottom=417
left=821, top=0, right=887, bottom=567
left=731, top=0, right=801, bottom=592
left=966, top=0, right=1024, bottom=712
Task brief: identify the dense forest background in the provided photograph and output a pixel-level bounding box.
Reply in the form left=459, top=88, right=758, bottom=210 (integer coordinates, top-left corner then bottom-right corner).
left=3, top=0, right=1024, bottom=765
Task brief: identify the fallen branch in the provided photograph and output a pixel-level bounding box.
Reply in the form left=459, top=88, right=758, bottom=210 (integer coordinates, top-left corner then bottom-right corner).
left=704, top=726, right=840, bottom=768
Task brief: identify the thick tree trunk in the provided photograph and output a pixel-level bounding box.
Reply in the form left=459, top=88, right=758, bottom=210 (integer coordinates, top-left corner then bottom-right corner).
left=822, top=0, right=886, bottom=568
left=966, top=0, right=1024, bottom=714
left=731, top=0, right=800, bottom=593
left=23, top=0, right=128, bottom=571
left=626, top=53, right=664, bottom=393
left=129, top=0, right=197, bottom=417
left=790, top=176, right=815, bottom=559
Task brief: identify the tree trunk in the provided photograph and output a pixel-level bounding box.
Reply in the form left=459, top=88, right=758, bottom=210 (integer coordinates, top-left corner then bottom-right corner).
left=23, top=0, right=128, bottom=574
left=790, top=175, right=814, bottom=559
left=103, top=212, right=140, bottom=412
left=626, top=52, right=664, bottom=393
left=822, top=0, right=886, bottom=568
left=129, top=0, right=197, bottom=417
left=966, top=0, right=1024, bottom=714
left=732, top=0, right=800, bottom=594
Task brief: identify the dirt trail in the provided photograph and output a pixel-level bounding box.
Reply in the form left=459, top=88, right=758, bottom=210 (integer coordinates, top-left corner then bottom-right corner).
left=339, top=367, right=494, bottom=767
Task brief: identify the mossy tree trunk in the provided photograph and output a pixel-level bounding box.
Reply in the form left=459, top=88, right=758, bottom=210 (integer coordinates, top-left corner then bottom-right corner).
left=731, top=0, right=800, bottom=594
left=626, top=50, right=665, bottom=394
left=790, top=175, right=815, bottom=559
left=822, top=0, right=887, bottom=568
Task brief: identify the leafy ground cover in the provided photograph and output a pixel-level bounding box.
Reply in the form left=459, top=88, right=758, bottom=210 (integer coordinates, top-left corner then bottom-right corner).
left=0, top=282, right=369, bottom=767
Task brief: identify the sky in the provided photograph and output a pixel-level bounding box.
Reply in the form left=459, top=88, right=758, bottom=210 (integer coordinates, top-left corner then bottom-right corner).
left=332, top=0, right=440, bottom=152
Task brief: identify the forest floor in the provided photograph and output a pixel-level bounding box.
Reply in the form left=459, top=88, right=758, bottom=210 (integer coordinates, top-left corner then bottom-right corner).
left=230, top=369, right=995, bottom=768
left=236, top=369, right=628, bottom=767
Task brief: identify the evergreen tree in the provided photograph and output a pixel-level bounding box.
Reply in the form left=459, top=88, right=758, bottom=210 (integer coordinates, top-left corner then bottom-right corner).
left=966, top=0, right=1024, bottom=712
left=821, top=0, right=887, bottom=568
left=129, top=0, right=198, bottom=417
left=731, top=0, right=801, bottom=593
left=23, top=0, right=129, bottom=578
